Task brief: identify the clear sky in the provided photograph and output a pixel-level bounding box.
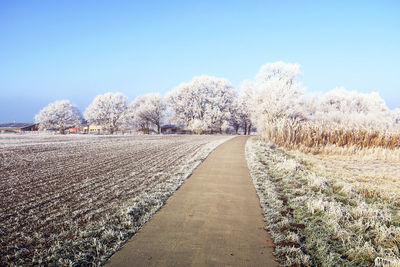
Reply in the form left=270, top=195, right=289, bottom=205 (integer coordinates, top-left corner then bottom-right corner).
left=1, top=0, right=399, bottom=122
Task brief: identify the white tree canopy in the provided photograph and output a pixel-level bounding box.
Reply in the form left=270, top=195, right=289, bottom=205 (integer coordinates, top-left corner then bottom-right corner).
left=229, top=97, right=242, bottom=134
left=166, top=77, right=208, bottom=126
left=238, top=94, right=253, bottom=134
left=35, top=100, right=82, bottom=134
left=392, top=109, right=400, bottom=127
left=166, top=75, right=236, bottom=133
left=313, top=87, right=392, bottom=130
left=243, top=61, right=304, bottom=133
left=229, top=94, right=252, bottom=134
left=125, top=93, right=165, bottom=134
left=84, top=92, right=127, bottom=134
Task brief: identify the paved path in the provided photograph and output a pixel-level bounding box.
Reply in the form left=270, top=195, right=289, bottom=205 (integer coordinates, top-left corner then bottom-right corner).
left=106, top=136, right=278, bottom=267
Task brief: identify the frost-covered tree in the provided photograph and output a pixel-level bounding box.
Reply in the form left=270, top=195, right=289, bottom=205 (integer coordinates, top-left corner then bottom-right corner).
left=188, top=119, right=206, bottom=134
left=238, top=94, right=253, bottom=135
left=205, top=78, right=236, bottom=133
left=166, top=76, right=208, bottom=127
left=126, top=96, right=150, bottom=133
left=243, top=61, right=304, bottom=133
left=229, top=95, right=252, bottom=135
left=392, top=108, right=400, bottom=127
left=143, top=93, right=166, bottom=134
left=126, top=93, right=165, bottom=134
left=35, top=100, right=82, bottom=134
left=166, top=75, right=236, bottom=133
left=84, top=92, right=127, bottom=134
left=313, top=87, right=392, bottom=130
left=229, top=97, right=242, bottom=134
left=236, top=61, right=398, bottom=148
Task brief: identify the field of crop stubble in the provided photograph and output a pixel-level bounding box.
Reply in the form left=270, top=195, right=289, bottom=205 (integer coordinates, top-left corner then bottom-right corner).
left=0, top=134, right=231, bottom=266
left=246, top=137, right=400, bottom=266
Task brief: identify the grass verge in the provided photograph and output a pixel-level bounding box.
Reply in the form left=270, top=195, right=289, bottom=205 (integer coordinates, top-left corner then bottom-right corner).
left=246, top=137, right=400, bottom=266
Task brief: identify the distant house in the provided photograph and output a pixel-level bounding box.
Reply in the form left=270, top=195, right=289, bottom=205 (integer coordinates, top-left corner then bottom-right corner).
left=67, top=127, right=80, bottom=134
left=81, top=125, right=103, bottom=134
left=77, top=119, right=102, bottom=134
left=0, top=123, right=38, bottom=133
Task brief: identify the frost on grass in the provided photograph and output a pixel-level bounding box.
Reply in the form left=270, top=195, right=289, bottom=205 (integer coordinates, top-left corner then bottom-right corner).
left=246, top=137, right=400, bottom=266
left=0, top=134, right=232, bottom=266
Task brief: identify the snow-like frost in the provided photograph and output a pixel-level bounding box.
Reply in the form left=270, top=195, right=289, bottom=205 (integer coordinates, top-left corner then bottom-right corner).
left=0, top=134, right=233, bottom=266
left=245, top=137, right=400, bottom=266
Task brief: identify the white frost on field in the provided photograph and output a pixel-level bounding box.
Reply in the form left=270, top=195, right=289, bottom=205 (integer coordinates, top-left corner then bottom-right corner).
left=246, top=137, right=400, bottom=266
left=0, top=134, right=232, bottom=266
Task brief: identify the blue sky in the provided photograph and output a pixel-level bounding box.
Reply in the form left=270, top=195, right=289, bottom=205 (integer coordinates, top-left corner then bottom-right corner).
left=1, top=0, right=399, bottom=122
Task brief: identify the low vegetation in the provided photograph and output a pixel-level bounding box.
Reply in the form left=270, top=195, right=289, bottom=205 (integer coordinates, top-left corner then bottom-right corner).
left=0, top=134, right=231, bottom=266
left=246, top=137, right=400, bottom=266
left=263, top=121, right=400, bottom=151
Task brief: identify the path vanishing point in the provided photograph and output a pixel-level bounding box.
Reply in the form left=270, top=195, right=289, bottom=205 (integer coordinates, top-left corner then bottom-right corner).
left=106, top=136, right=278, bottom=266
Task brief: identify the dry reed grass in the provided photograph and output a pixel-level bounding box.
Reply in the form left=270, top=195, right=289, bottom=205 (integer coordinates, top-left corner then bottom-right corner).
left=262, top=120, right=400, bottom=151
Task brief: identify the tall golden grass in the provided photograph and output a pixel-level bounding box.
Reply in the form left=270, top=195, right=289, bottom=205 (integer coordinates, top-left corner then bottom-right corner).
left=262, top=120, right=400, bottom=150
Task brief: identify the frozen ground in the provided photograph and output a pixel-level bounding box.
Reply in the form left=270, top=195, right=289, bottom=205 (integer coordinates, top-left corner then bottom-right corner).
left=0, top=134, right=231, bottom=266
left=246, top=137, right=400, bottom=266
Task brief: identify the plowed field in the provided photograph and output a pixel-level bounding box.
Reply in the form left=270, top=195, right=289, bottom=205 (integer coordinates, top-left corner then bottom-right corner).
left=0, top=134, right=230, bottom=266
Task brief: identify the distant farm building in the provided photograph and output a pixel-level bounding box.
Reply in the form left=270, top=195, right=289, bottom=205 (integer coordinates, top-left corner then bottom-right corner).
left=82, top=125, right=103, bottom=134
left=0, top=123, right=39, bottom=133
left=67, top=127, right=80, bottom=134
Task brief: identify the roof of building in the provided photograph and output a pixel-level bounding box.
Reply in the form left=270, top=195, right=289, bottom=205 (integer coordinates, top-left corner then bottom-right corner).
left=0, top=123, right=37, bottom=129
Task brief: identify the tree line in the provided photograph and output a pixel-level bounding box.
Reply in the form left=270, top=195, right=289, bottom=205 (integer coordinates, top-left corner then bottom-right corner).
left=35, top=76, right=251, bottom=135
left=243, top=62, right=400, bottom=148
left=35, top=61, right=400, bottom=144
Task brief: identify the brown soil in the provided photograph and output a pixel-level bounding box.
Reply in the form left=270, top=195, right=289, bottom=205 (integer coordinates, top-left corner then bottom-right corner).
left=106, top=136, right=278, bottom=266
